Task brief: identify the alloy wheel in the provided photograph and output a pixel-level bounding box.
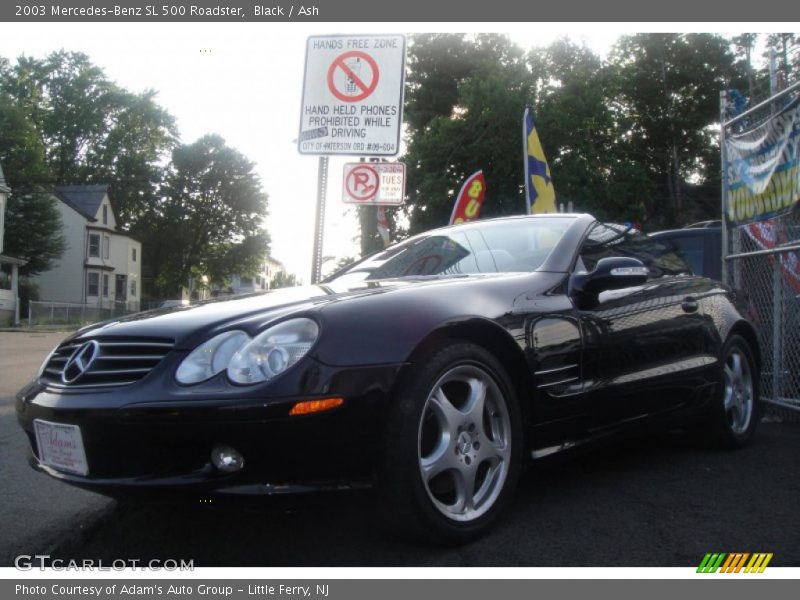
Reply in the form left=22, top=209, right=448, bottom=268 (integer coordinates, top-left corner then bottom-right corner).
left=723, top=348, right=754, bottom=435
left=417, top=364, right=512, bottom=522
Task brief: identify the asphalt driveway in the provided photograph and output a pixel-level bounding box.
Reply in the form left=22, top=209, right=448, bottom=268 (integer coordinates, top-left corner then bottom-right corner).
left=0, top=331, right=112, bottom=566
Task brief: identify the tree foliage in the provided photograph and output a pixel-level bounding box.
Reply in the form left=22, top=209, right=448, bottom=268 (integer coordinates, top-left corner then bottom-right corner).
left=0, top=90, right=66, bottom=275
left=403, top=33, right=749, bottom=232
left=0, top=90, right=50, bottom=191
left=0, top=51, right=178, bottom=226
left=609, top=34, right=740, bottom=221
left=1, top=52, right=271, bottom=298
left=2, top=188, right=66, bottom=276
left=404, top=34, right=533, bottom=233
left=143, top=135, right=270, bottom=296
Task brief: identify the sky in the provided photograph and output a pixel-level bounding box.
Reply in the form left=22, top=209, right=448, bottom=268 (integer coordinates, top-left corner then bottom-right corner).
left=0, top=22, right=789, bottom=283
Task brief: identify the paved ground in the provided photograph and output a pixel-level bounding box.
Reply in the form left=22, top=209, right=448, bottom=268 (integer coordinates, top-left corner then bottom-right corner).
left=45, top=424, right=800, bottom=567
left=2, top=330, right=799, bottom=567
left=0, top=331, right=112, bottom=566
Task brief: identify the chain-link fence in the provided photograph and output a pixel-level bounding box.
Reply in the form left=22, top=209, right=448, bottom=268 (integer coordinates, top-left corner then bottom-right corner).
left=725, top=211, right=800, bottom=410
left=722, top=80, right=800, bottom=412
left=28, top=300, right=140, bottom=327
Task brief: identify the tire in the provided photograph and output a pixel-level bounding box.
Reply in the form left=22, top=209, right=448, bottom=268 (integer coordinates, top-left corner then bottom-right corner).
left=378, top=340, right=523, bottom=543
left=710, top=334, right=761, bottom=448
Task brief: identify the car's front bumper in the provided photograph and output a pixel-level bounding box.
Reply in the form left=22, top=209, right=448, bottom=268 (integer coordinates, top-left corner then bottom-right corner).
left=16, top=361, right=402, bottom=498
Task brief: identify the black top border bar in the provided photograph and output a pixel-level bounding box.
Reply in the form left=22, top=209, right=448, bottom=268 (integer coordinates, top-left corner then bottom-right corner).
left=3, top=0, right=799, bottom=22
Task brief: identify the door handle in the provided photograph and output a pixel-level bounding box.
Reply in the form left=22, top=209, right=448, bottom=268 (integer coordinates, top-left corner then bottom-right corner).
left=681, top=296, right=699, bottom=313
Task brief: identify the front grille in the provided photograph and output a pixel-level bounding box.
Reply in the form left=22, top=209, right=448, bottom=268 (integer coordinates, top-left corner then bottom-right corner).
left=40, top=337, right=174, bottom=389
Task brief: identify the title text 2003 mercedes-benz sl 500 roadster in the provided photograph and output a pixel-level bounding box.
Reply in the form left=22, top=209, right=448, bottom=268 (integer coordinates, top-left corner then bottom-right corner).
left=17, top=214, right=760, bottom=542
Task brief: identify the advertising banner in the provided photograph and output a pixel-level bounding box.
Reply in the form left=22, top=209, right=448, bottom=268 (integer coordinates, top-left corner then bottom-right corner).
left=523, top=106, right=556, bottom=215
left=449, top=170, right=486, bottom=225
left=725, top=97, right=800, bottom=225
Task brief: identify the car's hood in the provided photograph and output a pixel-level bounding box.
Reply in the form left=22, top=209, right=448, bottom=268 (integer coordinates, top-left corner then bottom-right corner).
left=71, top=274, right=522, bottom=348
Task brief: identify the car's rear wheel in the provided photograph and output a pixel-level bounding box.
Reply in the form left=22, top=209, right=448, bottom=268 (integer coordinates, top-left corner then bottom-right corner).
left=711, top=334, right=760, bottom=448
left=379, top=341, right=522, bottom=543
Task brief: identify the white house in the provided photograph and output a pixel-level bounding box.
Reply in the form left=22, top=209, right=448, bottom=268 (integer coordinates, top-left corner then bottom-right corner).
left=0, top=163, right=27, bottom=324
left=31, top=186, right=142, bottom=311
left=230, top=256, right=286, bottom=294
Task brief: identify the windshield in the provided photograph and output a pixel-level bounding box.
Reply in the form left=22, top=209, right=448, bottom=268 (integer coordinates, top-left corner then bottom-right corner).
left=329, top=217, right=575, bottom=284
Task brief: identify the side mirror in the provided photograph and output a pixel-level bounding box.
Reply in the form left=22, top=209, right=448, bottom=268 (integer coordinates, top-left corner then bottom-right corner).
left=569, top=256, right=649, bottom=298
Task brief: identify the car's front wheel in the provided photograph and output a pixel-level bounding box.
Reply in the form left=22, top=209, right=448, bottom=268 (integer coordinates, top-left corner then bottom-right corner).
left=711, top=334, right=760, bottom=448
left=379, top=341, right=522, bottom=543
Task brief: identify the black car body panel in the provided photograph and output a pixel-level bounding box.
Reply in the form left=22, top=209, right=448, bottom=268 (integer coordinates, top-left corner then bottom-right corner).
left=16, top=214, right=757, bottom=498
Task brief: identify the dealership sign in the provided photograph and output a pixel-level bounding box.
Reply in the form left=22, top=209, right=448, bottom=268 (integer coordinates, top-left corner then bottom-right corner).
left=724, top=96, right=800, bottom=225
left=342, top=162, right=405, bottom=205
left=449, top=170, right=487, bottom=224
left=298, top=34, right=406, bottom=156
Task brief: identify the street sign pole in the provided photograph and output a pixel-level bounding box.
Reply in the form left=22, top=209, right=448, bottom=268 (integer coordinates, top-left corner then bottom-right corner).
left=299, top=34, right=406, bottom=283
left=311, top=156, right=328, bottom=284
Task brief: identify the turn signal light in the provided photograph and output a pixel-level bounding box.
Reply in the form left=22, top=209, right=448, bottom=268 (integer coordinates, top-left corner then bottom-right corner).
left=289, top=397, right=344, bottom=416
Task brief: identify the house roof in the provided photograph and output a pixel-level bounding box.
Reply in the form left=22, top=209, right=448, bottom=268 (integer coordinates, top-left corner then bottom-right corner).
left=54, top=185, right=109, bottom=221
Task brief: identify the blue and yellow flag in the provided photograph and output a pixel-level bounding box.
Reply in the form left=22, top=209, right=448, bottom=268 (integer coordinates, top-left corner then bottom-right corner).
left=523, top=106, right=556, bottom=214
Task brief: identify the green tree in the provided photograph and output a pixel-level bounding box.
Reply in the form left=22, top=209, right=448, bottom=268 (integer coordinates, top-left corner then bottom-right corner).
left=145, top=135, right=270, bottom=296
left=0, top=51, right=178, bottom=226
left=535, top=39, right=652, bottom=222
left=0, top=90, right=51, bottom=190
left=732, top=33, right=758, bottom=99
left=404, top=34, right=534, bottom=234
left=3, top=189, right=66, bottom=276
left=608, top=34, right=740, bottom=225
left=403, top=33, right=744, bottom=233
left=760, top=34, right=799, bottom=93
left=0, top=91, right=66, bottom=276
left=203, top=233, right=271, bottom=290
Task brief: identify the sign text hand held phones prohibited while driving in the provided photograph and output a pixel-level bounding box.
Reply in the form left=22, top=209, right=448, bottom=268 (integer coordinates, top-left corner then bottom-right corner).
left=299, top=34, right=406, bottom=156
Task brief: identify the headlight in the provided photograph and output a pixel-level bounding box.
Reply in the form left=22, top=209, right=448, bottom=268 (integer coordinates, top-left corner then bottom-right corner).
left=176, top=330, right=250, bottom=385
left=227, top=318, right=319, bottom=385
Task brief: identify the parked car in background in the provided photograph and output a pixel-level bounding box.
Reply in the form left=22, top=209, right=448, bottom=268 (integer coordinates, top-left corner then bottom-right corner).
left=649, top=223, right=722, bottom=280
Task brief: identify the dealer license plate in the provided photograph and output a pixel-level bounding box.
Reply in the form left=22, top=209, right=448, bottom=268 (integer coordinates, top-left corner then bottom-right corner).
left=33, top=419, right=89, bottom=476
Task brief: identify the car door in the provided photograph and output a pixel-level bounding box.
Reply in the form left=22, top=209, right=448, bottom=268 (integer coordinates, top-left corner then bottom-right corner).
left=465, top=227, right=588, bottom=450
left=574, top=224, right=715, bottom=430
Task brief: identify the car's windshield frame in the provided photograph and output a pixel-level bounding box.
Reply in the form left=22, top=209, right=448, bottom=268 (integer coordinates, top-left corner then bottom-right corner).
left=326, top=215, right=582, bottom=284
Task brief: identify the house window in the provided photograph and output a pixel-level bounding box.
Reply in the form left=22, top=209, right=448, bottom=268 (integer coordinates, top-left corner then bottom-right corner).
left=103, top=236, right=110, bottom=259
left=116, top=275, right=126, bottom=300
left=88, top=234, right=100, bottom=258
left=132, top=248, right=137, bottom=262
left=102, top=274, right=109, bottom=297
left=0, top=264, right=12, bottom=291
left=102, top=204, right=108, bottom=225
left=130, top=280, right=137, bottom=297
left=87, top=272, right=99, bottom=297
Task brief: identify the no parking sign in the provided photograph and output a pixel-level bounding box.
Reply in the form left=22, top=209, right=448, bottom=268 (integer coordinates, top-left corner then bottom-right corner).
left=298, top=34, right=406, bottom=156
left=342, top=162, right=406, bottom=205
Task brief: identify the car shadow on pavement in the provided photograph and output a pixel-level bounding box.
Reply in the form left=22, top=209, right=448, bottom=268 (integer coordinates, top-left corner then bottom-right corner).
left=45, top=423, right=800, bottom=567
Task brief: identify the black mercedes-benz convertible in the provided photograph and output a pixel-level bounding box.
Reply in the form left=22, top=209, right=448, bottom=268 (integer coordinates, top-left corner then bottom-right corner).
left=16, top=213, right=760, bottom=541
